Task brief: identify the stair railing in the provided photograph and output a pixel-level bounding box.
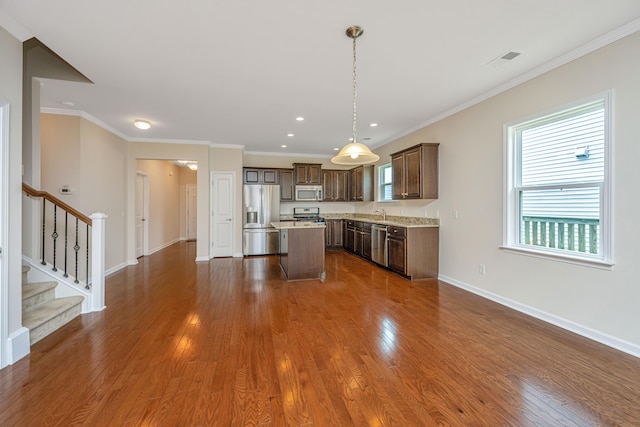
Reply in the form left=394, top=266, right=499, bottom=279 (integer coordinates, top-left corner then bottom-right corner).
left=22, top=183, right=106, bottom=311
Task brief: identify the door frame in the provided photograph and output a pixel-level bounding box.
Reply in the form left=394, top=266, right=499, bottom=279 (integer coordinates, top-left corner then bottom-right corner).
left=210, top=171, right=236, bottom=258
left=186, top=183, right=197, bottom=241
left=135, top=172, right=149, bottom=258
left=0, top=101, right=10, bottom=368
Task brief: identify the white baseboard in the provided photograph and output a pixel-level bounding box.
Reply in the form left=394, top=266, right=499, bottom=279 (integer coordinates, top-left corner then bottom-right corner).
left=233, top=252, right=244, bottom=258
left=148, top=238, right=180, bottom=256
left=439, top=274, right=640, bottom=359
left=195, top=256, right=209, bottom=262
left=105, top=262, right=129, bottom=277
left=7, top=327, right=30, bottom=364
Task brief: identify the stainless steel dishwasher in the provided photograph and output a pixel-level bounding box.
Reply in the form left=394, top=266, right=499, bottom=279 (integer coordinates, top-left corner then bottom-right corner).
left=371, top=224, right=388, bottom=267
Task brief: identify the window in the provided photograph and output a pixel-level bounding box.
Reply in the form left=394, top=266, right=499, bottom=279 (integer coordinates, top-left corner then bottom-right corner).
left=504, top=94, right=612, bottom=266
left=378, top=163, right=392, bottom=201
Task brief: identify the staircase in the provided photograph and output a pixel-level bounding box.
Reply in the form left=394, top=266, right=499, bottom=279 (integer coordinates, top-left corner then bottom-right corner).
left=22, top=265, right=84, bottom=345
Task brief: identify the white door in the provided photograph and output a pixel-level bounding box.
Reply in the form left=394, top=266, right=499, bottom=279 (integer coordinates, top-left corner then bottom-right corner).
left=186, top=184, right=197, bottom=241
left=135, top=173, right=148, bottom=258
left=211, top=172, right=235, bottom=257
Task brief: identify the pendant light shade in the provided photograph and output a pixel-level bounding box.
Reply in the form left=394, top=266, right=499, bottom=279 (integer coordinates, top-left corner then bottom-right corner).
left=331, top=25, right=380, bottom=166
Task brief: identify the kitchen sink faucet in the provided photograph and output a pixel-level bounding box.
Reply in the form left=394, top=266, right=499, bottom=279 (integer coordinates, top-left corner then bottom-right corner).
left=374, top=208, right=386, bottom=221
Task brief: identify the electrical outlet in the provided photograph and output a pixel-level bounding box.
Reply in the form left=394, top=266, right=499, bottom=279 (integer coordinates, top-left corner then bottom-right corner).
left=478, top=264, right=486, bottom=275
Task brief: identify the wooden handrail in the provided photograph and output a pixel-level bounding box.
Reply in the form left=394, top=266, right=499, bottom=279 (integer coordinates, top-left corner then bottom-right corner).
left=22, top=183, right=92, bottom=225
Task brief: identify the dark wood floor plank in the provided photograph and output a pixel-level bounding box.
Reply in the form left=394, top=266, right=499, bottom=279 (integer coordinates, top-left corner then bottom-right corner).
left=2, top=242, right=640, bottom=425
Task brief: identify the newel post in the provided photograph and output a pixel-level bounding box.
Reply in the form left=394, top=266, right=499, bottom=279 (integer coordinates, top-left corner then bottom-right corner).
left=90, top=212, right=108, bottom=311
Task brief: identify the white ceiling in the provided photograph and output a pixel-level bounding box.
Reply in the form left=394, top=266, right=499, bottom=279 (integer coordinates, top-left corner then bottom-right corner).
left=2, top=1, right=640, bottom=157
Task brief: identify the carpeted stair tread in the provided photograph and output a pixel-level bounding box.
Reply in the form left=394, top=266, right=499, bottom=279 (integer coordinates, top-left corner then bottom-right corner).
left=23, top=296, right=84, bottom=330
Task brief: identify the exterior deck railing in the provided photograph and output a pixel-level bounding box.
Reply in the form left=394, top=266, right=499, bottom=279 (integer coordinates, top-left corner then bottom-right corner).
left=522, top=216, right=599, bottom=254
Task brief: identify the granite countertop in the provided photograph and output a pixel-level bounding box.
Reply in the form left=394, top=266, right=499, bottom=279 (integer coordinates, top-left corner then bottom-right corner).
left=322, top=213, right=440, bottom=228
left=271, top=221, right=326, bottom=230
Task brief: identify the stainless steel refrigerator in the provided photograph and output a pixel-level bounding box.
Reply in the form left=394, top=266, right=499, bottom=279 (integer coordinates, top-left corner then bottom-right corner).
left=243, top=185, right=281, bottom=255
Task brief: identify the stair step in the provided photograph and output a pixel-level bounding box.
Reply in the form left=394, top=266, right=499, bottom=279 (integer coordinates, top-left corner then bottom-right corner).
left=22, top=265, right=30, bottom=285
left=23, top=296, right=84, bottom=345
left=23, top=281, right=58, bottom=311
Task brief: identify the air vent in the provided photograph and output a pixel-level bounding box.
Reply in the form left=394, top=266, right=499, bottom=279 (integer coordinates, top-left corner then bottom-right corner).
left=487, top=50, right=522, bottom=68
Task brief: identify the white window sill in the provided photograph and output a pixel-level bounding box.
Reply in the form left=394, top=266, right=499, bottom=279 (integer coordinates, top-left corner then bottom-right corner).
left=500, top=245, right=614, bottom=270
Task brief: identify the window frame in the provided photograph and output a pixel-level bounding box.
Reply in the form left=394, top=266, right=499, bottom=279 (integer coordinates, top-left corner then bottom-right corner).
left=502, top=93, right=614, bottom=269
left=378, top=163, right=393, bottom=202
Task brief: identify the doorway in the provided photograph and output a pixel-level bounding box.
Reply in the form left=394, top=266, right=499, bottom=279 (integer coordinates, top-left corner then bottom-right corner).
left=135, top=173, right=149, bottom=258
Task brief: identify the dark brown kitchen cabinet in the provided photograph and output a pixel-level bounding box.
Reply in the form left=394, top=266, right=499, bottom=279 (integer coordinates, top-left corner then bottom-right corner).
left=325, top=219, right=344, bottom=249
left=391, top=143, right=439, bottom=200
left=344, top=220, right=356, bottom=252
left=243, top=168, right=279, bottom=185
left=387, top=225, right=439, bottom=280
left=322, top=170, right=349, bottom=202
left=349, top=165, right=374, bottom=201
left=279, top=169, right=294, bottom=201
left=293, top=163, right=322, bottom=185
left=357, top=222, right=372, bottom=260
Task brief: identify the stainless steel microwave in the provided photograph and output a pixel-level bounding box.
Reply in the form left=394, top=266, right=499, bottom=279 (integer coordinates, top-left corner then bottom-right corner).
left=295, top=185, right=323, bottom=202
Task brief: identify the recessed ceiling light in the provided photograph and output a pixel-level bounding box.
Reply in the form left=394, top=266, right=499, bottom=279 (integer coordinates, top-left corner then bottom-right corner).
left=61, top=101, right=75, bottom=107
left=287, top=133, right=294, bottom=137
left=369, top=123, right=378, bottom=127
left=134, top=119, right=151, bottom=130
left=281, top=145, right=287, bottom=148
left=333, top=148, right=340, bottom=151
left=296, top=117, right=304, bottom=121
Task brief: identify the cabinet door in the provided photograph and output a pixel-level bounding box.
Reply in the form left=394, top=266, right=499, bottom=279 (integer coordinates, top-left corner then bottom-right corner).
left=404, top=147, right=422, bottom=199
left=362, top=231, right=372, bottom=260
left=308, top=164, right=322, bottom=184
left=244, top=168, right=261, bottom=184
left=334, top=171, right=349, bottom=202
left=344, top=222, right=356, bottom=252
left=325, top=220, right=333, bottom=248
left=279, top=169, right=294, bottom=201
left=263, top=169, right=278, bottom=184
left=387, top=237, right=406, bottom=274
left=391, top=154, right=405, bottom=199
left=349, top=169, right=357, bottom=201
left=294, top=164, right=308, bottom=184
left=322, top=171, right=334, bottom=201
left=354, top=167, right=364, bottom=200
left=332, top=220, right=344, bottom=247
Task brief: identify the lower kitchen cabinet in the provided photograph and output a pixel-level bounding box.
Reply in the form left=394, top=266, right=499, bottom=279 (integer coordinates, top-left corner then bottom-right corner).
left=325, top=219, right=344, bottom=249
left=344, top=220, right=356, bottom=252
left=387, top=225, right=439, bottom=280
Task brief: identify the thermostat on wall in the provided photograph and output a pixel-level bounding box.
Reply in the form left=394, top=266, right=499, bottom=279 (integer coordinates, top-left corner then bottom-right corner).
left=59, top=185, right=73, bottom=195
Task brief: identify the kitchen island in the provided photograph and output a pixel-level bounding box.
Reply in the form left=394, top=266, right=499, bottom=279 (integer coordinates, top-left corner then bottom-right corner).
left=271, top=221, right=326, bottom=281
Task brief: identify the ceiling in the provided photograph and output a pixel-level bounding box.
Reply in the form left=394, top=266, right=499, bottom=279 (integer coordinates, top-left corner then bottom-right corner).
left=2, top=1, right=640, bottom=158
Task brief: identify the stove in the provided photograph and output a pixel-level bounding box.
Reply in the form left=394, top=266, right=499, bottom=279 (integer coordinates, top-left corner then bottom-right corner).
left=292, top=207, right=325, bottom=223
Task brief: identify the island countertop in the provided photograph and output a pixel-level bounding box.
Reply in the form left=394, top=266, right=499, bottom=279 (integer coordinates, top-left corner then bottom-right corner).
left=271, top=221, right=326, bottom=229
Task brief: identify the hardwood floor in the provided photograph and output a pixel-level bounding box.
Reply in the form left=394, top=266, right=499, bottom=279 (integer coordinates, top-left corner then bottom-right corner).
left=2, top=241, right=640, bottom=426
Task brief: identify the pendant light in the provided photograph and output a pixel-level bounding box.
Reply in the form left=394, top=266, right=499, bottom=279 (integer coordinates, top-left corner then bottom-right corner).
left=331, top=25, right=380, bottom=166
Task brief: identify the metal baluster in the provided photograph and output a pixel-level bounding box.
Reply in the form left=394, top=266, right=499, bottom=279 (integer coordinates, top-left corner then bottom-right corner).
left=74, top=218, right=80, bottom=284
left=41, top=200, right=46, bottom=265
left=86, top=223, right=90, bottom=290
left=52, top=205, right=58, bottom=271
left=63, top=212, right=69, bottom=278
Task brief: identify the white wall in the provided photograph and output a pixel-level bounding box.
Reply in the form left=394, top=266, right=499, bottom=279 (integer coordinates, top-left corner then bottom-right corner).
left=178, top=167, right=197, bottom=240
left=376, top=31, right=640, bottom=353
left=40, top=113, right=128, bottom=273
left=0, top=25, right=27, bottom=364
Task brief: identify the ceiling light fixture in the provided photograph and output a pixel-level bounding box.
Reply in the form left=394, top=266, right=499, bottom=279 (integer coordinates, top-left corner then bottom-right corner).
left=331, top=25, right=379, bottom=166
left=134, top=119, right=151, bottom=130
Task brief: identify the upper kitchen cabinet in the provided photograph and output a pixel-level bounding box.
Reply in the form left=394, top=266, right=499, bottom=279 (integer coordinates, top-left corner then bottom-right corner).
left=322, top=170, right=349, bottom=202
left=349, top=165, right=374, bottom=202
left=293, top=163, right=322, bottom=185
left=391, top=143, right=439, bottom=200
left=279, top=169, right=294, bottom=201
left=243, top=168, right=279, bottom=185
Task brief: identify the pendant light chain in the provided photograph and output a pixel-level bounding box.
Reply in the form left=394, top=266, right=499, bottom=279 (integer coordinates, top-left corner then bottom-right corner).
left=352, top=32, right=358, bottom=144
